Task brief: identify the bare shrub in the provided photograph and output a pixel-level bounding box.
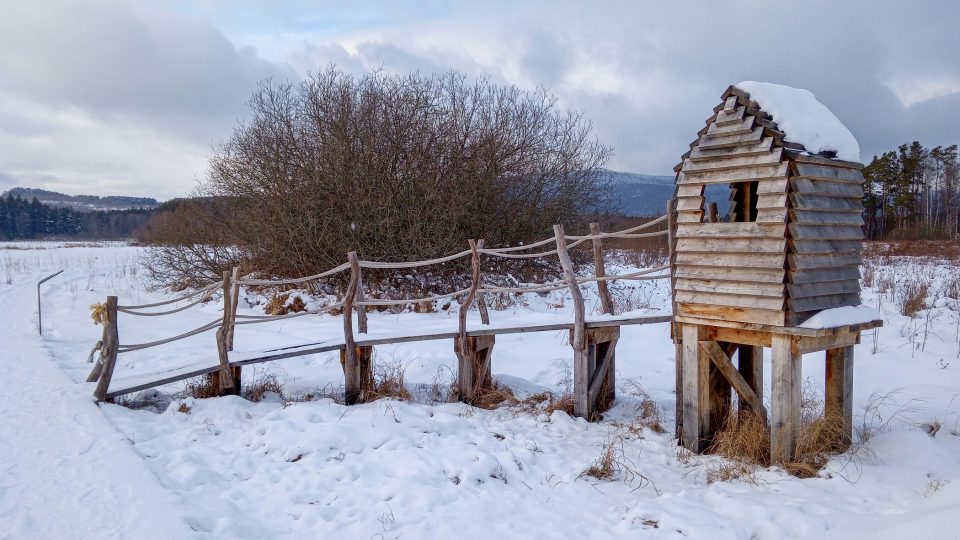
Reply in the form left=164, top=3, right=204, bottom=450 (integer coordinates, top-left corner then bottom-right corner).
left=147, top=67, right=612, bottom=286
left=184, top=373, right=220, bottom=399
left=244, top=372, right=285, bottom=402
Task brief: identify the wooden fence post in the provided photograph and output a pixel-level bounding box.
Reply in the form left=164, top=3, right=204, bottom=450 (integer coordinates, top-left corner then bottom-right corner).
left=590, top=222, right=614, bottom=316
left=213, top=270, right=236, bottom=394
left=341, top=251, right=373, bottom=404
left=93, top=296, right=119, bottom=402
left=457, top=239, right=494, bottom=403
left=226, top=266, right=240, bottom=351
left=554, top=224, right=590, bottom=418
left=350, top=253, right=369, bottom=335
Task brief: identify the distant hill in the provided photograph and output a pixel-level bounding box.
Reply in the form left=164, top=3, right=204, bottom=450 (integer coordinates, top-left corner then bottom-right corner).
left=1, top=187, right=160, bottom=212
left=606, top=170, right=730, bottom=217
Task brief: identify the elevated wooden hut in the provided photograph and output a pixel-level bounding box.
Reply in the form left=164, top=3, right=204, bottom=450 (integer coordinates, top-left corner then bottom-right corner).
left=672, top=83, right=865, bottom=327
left=670, top=82, right=882, bottom=462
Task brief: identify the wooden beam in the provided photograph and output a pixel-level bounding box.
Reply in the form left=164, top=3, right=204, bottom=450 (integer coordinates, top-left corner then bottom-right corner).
left=771, top=334, right=801, bottom=463
left=587, top=329, right=618, bottom=408
left=737, top=345, right=764, bottom=416
left=700, top=341, right=767, bottom=421
left=825, top=345, right=854, bottom=449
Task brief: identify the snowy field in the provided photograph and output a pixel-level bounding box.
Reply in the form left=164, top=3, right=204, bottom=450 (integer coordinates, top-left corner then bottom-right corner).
left=1, top=242, right=959, bottom=539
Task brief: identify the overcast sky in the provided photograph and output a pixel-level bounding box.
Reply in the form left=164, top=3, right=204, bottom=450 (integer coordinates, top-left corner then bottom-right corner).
left=1, top=0, right=958, bottom=200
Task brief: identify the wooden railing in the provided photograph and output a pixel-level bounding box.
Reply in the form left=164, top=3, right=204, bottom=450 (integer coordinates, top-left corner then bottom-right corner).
left=87, top=211, right=673, bottom=406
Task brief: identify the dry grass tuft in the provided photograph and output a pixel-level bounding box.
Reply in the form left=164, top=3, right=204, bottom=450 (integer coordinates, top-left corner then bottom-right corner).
left=473, top=383, right=516, bottom=410
left=365, top=359, right=412, bottom=402
left=622, top=380, right=665, bottom=434
left=244, top=372, right=285, bottom=402
left=579, top=435, right=658, bottom=491
left=896, top=278, right=929, bottom=317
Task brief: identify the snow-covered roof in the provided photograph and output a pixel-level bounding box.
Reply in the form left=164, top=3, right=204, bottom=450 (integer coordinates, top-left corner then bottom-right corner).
left=734, top=81, right=861, bottom=163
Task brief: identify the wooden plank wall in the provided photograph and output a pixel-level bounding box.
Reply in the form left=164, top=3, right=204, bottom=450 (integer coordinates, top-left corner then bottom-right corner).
left=672, top=86, right=864, bottom=327
left=784, top=155, right=864, bottom=324
left=673, top=88, right=790, bottom=326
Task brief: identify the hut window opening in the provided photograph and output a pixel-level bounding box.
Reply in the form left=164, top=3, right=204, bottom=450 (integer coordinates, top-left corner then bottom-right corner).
left=728, top=180, right=759, bottom=222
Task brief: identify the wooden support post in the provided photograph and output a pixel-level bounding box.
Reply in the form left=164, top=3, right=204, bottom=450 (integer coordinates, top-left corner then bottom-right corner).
left=572, top=327, right=618, bottom=420
left=226, top=266, right=240, bottom=351
left=349, top=253, right=368, bottom=335
left=589, top=222, right=614, bottom=315
left=339, top=344, right=373, bottom=402
left=553, top=224, right=585, bottom=351
left=680, top=324, right=710, bottom=451
left=455, top=334, right=495, bottom=404
left=737, top=344, right=764, bottom=415
left=214, top=270, right=236, bottom=394
left=825, top=344, right=854, bottom=450
left=771, top=334, right=802, bottom=463
left=93, top=296, right=119, bottom=402
left=342, top=251, right=368, bottom=405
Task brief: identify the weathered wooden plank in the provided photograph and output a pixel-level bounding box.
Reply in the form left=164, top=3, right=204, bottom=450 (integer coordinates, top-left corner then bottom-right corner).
left=713, top=105, right=746, bottom=126
left=677, top=212, right=702, bottom=223
left=756, top=178, right=790, bottom=194
left=788, top=266, right=861, bottom=284
left=696, top=126, right=764, bottom=150
left=689, top=137, right=773, bottom=162
left=676, top=252, right=786, bottom=269
left=456, top=334, right=495, bottom=404
left=790, top=194, right=863, bottom=212
left=790, top=239, right=863, bottom=254
left=755, top=207, right=789, bottom=223
left=789, top=224, right=864, bottom=241
left=681, top=148, right=783, bottom=173
left=676, top=291, right=785, bottom=311
left=677, top=303, right=786, bottom=326
left=789, top=210, right=865, bottom=226
left=676, top=237, right=786, bottom=254
left=771, top=334, right=801, bottom=463
left=676, top=278, right=784, bottom=298
left=702, top=326, right=772, bottom=348
left=788, top=293, right=861, bottom=313
left=787, top=253, right=862, bottom=270
left=790, top=178, right=864, bottom=197
left=825, top=345, right=854, bottom=449
left=792, top=154, right=863, bottom=171
left=756, top=193, right=788, bottom=209
left=677, top=184, right=704, bottom=197
left=676, top=222, right=786, bottom=238
left=701, top=341, right=768, bottom=421
left=798, top=332, right=858, bottom=354
left=705, top=115, right=755, bottom=137
left=676, top=196, right=705, bottom=211
left=678, top=163, right=788, bottom=185
left=787, top=280, right=861, bottom=299
left=674, top=265, right=785, bottom=284
left=675, top=315, right=880, bottom=337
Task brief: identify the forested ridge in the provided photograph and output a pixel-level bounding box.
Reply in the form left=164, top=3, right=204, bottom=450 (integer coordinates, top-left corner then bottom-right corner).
left=0, top=194, right=153, bottom=240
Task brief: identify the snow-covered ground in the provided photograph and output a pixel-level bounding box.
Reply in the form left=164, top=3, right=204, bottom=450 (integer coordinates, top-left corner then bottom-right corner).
left=2, top=242, right=959, bottom=539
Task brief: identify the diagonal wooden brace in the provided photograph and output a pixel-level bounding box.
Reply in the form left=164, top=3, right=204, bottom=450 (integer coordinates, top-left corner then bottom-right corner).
left=700, top=340, right=768, bottom=422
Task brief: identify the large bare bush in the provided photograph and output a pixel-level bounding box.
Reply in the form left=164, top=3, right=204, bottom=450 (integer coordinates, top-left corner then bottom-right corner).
left=147, top=67, right=611, bottom=286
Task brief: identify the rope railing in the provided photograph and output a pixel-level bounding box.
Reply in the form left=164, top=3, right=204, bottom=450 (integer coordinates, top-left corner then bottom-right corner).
left=358, top=249, right=472, bottom=270
left=356, top=287, right=473, bottom=307
left=233, top=302, right=345, bottom=325
left=235, top=262, right=351, bottom=287
left=116, top=281, right=222, bottom=311
left=118, top=290, right=214, bottom=317
left=117, top=319, right=221, bottom=354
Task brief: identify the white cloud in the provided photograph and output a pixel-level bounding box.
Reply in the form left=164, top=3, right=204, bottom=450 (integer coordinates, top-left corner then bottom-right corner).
left=885, top=77, right=960, bottom=108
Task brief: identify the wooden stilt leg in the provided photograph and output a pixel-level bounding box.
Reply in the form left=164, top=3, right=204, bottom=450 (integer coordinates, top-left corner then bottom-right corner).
left=737, top=344, right=764, bottom=414
left=573, top=327, right=618, bottom=420
left=681, top=324, right=709, bottom=452
left=825, top=345, right=854, bottom=449
left=771, top=335, right=801, bottom=463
